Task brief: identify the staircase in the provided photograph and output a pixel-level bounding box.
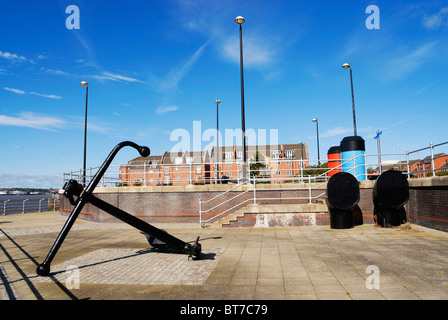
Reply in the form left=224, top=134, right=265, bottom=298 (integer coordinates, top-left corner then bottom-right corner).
left=209, top=202, right=329, bottom=228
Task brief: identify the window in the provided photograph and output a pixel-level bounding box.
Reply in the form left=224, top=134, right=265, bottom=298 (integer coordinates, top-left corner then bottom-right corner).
left=287, top=161, right=292, bottom=165
left=227, top=172, right=232, bottom=177
left=176, top=175, right=180, bottom=181
left=174, top=157, right=182, bottom=164
left=224, top=152, right=233, bottom=160
left=236, top=151, right=243, bottom=160
left=276, top=171, right=281, bottom=176
left=287, top=170, right=292, bottom=175
left=285, top=150, right=295, bottom=158
left=227, top=162, right=232, bottom=167
left=175, top=167, right=179, bottom=171
left=165, top=168, right=169, bottom=174
left=271, top=150, right=281, bottom=159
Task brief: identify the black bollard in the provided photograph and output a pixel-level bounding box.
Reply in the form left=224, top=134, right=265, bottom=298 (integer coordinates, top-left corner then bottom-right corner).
left=326, top=172, right=360, bottom=229
left=373, top=170, right=409, bottom=227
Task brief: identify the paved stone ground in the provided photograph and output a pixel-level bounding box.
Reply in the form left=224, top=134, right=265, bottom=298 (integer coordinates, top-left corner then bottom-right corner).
left=1, top=212, right=448, bottom=300
left=34, top=247, right=225, bottom=286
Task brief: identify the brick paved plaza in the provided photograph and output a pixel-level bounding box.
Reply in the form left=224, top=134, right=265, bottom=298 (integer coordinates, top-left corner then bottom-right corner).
left=1, top=211, right=448, bottom=301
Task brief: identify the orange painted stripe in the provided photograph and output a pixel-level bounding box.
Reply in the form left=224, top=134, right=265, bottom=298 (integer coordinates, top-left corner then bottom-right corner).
left=61, top=208, right=103, bottom=216
left=409, top=214, right=448, bottom=224
left=61, top=208, right=230, bottom=218
left=237, top=214, right=373, bottom=220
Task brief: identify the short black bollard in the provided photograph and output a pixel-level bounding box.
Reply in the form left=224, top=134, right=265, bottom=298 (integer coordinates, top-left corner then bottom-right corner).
left=326, top=172, right=360, bottom=229
left=373, top=170, right=409, bottom=227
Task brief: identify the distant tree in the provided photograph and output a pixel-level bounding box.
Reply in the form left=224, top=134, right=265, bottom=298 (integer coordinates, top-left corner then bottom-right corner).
left=250, top=151, right=267, bottom=179
left=302, top=162, right=328, bottom=176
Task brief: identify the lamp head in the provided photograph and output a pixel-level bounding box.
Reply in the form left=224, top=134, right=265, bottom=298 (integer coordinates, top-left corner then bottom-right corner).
left=80, top=81, right=88, bottom=87
left=342, top=63, right=351, bottom=70
left=312, top=118, right=317, bottom=123
left=235, top=16, right=245, bottom=25
left=215, top=99, right=221, bottom=104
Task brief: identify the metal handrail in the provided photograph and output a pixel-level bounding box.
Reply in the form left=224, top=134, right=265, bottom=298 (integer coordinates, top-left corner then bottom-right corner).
left=200, top=179, right=250, bottom=205
left=63, top=140, right=448, bottom=187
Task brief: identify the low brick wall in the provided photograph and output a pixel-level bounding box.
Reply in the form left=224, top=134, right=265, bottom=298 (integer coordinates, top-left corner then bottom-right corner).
left=59, top=182, right=376, bottom=226
left=59, top=177, right=448, bottom=231
left=406, top=176, right=448, bottom=233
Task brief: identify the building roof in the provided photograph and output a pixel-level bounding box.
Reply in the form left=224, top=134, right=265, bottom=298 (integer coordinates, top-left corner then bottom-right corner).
left=162, top=150, right=210, bottom=165
left=423, top=153, right=446, bottom=163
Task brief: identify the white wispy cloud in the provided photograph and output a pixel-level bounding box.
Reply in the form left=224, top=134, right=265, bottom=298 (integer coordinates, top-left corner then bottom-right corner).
left=317, top=126, right=372, bottom=139
left=423, top=7, right=448, bottom=30
left=222, top=34, right=275, bottom=68
left=4, top=87, right=62, bottom=99
left=42, top=68, right=70, bottom=77
left=0, top=50, right=27, bottom=62
left=155, top=105, right=179, bottom=115
left=175, top=0, right=284, bottom=70
left=90, top=71, right=142, bottom=83
left=4, top=87, right=25, bottom=95
left=319, top=126, right=353, bottom=138
left=0, top=112, right=67, bottom=131
left=151, top=41, right=209, bottom=93
left=382, top=42, right=437, bottom=80
left=29, top=92, right=62, bottom=100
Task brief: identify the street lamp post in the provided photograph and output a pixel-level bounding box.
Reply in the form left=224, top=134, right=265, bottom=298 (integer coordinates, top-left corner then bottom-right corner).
left=215, top=99, right=221, bottom=183
left=81, top=81, right=89, bottom=186
left=342, top=63, right=357, bottom=136
left=235, top=16, right=247, bottom=174
left=312, top=118, right=320, bottom=165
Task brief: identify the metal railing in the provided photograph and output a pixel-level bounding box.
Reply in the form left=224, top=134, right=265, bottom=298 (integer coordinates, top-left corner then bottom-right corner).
left=199, top=179, right=252, bottom=226
left=58, top=140, right=446, bottom=226
left=198, top=161, right=337, bottom=227
left=197, top=141, right=447, bottom=227
left=1, top=196, right=60, bottom=215
left=405, top=141, right=448, bottom=178
left=62, top=145, right=448, bottom=187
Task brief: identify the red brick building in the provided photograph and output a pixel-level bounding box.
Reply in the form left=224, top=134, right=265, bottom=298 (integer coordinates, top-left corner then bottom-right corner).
left=119, top=143, right=309, bottom=186
left=414, top=153, right=448, bottom=178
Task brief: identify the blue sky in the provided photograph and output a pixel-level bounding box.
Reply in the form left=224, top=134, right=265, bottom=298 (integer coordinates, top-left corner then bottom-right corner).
left=0, top=0, right=447, bottom=188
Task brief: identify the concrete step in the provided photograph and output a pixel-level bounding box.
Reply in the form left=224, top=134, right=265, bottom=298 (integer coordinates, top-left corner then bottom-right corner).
left=214, top=203, right=329, bottom=228
left=207, top=204, right=253, bottom=229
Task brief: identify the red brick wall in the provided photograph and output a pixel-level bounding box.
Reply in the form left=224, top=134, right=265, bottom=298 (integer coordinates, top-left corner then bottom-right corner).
left=406, top=186, right=448, bottom=232
left=59, top=185, right=376, bottom=226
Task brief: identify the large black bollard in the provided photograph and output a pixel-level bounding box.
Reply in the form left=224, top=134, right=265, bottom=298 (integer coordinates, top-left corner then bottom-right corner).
left=373, top=170, right=409, bottom=227
left=326, top=172, right=360, bottom=229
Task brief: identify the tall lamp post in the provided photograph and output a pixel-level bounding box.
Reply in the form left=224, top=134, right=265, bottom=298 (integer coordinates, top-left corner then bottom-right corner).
left=312, top=118, right=320, bottom=165
left=81, top=81, right=89, bottom=186
left=342, top=63, right=357, bottom=136
left=215, top=99, right=221, bottom=183
left=235, top=16, right=247, bottom=172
